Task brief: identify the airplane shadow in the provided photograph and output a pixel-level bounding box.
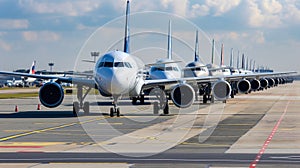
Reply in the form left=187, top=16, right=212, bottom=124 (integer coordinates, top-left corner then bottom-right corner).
left=0, top=111, right=76, bottom=118
left=64, top=101, right=152, bottom=107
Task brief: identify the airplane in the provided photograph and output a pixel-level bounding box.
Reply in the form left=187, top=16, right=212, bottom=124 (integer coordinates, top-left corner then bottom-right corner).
left=5, top=61, right=36, bottom=87
left=0, top=0, right=296, bottom=117
left=147, top=20, right=181, bottom=80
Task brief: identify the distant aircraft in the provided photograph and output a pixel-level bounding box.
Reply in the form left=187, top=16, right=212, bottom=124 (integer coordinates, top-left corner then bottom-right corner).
left=148, top=20, right=181, bottom=80
left=0, top=0, right=296, bottom=117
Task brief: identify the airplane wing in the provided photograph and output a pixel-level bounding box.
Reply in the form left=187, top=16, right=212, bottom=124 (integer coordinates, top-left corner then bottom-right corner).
left=0, top=71, right=96, bottom=88
left=223, top=71, right=297, bottom=81
left=142, top=71, right=297, bottom=90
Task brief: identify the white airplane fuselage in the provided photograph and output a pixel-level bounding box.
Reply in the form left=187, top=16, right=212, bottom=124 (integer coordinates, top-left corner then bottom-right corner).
left=184, top=61, right=209, bottom=78
left=94, top=51, right=143, bottom=97
left=149, top=59, right=181, bottom=80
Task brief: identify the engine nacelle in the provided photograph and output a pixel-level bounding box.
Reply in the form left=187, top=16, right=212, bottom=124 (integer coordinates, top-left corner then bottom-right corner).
left=170, top=83, right=195, bottom=108
left=237, top=79, right=251, bottom=93
left=267, top=78, right=275, bottom=87
left=260, top=78, right=268, bottom=89
left=212, top=80, right=231, bottom=101
left=274, top=78, right=279, bottom=86
left=250, top=79, right=261, bottom=91
left=39, top=82, right=64, bottom=108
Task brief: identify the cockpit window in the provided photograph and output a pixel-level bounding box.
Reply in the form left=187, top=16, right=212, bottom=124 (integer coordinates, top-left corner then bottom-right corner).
left=114, top=62, right=124, bottom=67
left=124, top=62, right=132, bottom=68
left=152, top=66, right=179, bottom=71
left=104, top=62, right=113, bottom=67
left=98, top=61, right=132, bottom=68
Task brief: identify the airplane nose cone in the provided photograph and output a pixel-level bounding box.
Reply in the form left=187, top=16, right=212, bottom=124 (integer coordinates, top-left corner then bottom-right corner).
left=97, top=68, right=131, bottom=95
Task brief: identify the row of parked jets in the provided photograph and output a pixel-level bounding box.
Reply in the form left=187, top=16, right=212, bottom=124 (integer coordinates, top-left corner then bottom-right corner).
left=0, top=0, right=296, bottom=117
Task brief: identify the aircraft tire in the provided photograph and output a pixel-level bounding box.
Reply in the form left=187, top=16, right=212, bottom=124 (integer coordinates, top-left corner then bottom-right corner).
left=116, top=108, right=120, bottom=117
left=153, top=102, right=159, bottom=115
left=83, top=102, right=90, bottom=115
left=203, top=95, right=208, bottom=104
left=163, top=103, right=169, bottom=115
left=132, top=97, right=137, bottom=104
left=110, top=108, right=114, bottom=117
left=140, top=95, right=145, bottom=104
left=73, top=102, right=80, bottom=116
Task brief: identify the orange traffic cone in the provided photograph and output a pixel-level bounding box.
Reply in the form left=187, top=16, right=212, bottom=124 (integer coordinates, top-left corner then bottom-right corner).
left=37, top=104, right=41, bottom=110
left=15, top=105, right=18, bottom=112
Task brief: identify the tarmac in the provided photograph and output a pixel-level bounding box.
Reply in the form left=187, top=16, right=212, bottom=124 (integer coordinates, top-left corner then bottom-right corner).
left=0, top=81, right=299, bottom=168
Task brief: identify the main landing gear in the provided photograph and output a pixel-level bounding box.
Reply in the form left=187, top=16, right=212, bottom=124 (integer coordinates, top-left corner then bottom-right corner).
left=151, top=88, right=169, bottom=115
left=73, top=85, right=91, bottom=116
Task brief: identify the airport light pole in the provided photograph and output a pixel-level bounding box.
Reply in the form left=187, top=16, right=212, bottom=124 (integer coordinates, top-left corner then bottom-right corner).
left=48, top=62, right=54, bottom=72
left=91, top=52, right=100, bottom=63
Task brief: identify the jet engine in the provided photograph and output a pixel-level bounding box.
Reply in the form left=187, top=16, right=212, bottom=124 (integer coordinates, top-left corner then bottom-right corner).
left=170, top=83, right=195, bottom=108
left=237, top=79, right=251, bottom=93
left=274, top=78, right=279, bottom=86
left=250, top=79, right=261, bottom=91
left=260, top=78, right=268, bottom=89
left=212, top=80, right=231, bottom=101
left=39, top=82, right=64, bottom=108
left=267, top=78, right=275, bottom=87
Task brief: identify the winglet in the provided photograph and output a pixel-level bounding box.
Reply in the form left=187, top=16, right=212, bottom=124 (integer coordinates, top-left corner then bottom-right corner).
left=167, top=20, right=172, bottom=60
left=29, top=60, right=36, bottom=74
left=194, top=30, right=200, bottom=62
left=123, top=0, right=130, bottom=53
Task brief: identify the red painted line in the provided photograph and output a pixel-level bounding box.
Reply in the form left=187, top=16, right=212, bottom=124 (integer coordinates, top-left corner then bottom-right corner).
left=249, top=101, right=290, bottom=168
left=0, top=146, right=43, bottom=148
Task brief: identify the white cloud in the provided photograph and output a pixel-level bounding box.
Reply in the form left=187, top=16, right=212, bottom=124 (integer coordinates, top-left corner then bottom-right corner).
left=283, top=0, right=300, bottom=24
left=22, top=31, right=60, bottom=41
left=0, top=19, right=29, bottom=29
left=18, top=0, right=101, bottom=16
left=214, top=31, right=265, bottom=44
left=189, top=4, right=210, bottom=17
left=205, top=0, right=241, bottom=16
left=243, top=0, right=282, bottom=28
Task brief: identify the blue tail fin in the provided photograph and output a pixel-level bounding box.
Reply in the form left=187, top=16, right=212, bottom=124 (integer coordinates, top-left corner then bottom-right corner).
left=211, top=39, right=215, bottom=64
left=241, top=54, right=244, bottom=69
left=167, top=20, right=172, bottom=60
left=194, top=30, right=199, bottom=62
left=237, top=51, right=240, bottom=69
left=220, top=43, right=224, bottom=66
left=230, top=48, right=233, bottom=67
left=123, top=0, right=130, bottom=53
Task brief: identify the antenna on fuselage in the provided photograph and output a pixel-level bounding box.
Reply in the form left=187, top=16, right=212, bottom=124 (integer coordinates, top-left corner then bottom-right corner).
left=194, top=30, right=200, bottom=62
left=123, top=0, right=130, bottom=53
left=167, top=20, right=172, bottom=60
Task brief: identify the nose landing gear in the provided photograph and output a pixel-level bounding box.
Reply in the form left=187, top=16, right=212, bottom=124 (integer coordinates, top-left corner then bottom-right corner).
left=110, top=95, right=121, bottom=117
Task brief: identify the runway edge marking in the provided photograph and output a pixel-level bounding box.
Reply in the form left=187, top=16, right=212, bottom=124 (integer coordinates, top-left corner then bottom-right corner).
left=249, top=100, right=291, bottom=168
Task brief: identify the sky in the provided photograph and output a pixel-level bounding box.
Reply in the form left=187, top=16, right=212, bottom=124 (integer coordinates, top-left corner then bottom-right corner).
left=0, top=0, right=299, bottom=72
